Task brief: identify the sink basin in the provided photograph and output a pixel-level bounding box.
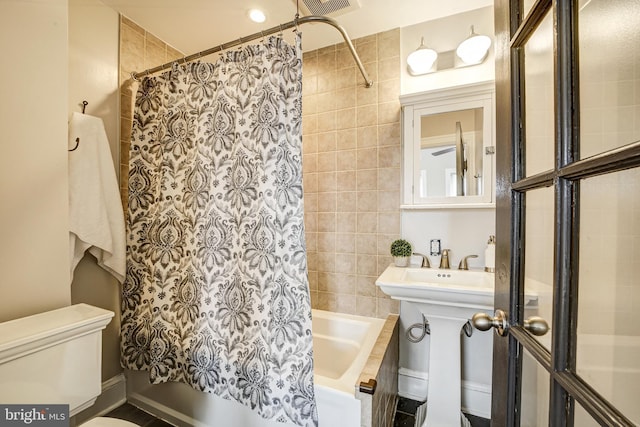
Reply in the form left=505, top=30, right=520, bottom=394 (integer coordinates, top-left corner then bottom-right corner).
left=376, top=264, right=496, bottom=309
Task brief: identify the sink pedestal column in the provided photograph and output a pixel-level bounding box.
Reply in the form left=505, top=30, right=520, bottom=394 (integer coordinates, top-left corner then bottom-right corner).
left=422, top=314, right=468, bottom=427
left=409, top=302, right=487, bottom=427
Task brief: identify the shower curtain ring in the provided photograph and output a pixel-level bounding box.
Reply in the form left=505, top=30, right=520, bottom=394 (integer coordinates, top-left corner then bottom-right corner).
left=278, top=24, right=284, bottom=36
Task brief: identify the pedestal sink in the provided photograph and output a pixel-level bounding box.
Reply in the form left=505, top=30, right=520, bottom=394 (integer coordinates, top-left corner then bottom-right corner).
left=376, top=265, right=522, bottom=427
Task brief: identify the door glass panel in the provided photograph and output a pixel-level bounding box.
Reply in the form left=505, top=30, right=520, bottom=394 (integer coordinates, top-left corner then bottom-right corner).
left=524, top=10, right=555, bottom=176
left=521, top=347, right=550, bottom=427
left=577, top=167, right=640, bottom=425
left=579, top=0, right=640, bottom=159
left=522, top=0, right=537, bottom=18
left=524, top=186, right=554, bottom=349
left=574, top=402, right=603, bottom=427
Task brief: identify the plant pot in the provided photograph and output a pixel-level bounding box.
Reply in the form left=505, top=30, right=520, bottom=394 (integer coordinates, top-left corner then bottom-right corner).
left=393, top=256, right=410, bottom=267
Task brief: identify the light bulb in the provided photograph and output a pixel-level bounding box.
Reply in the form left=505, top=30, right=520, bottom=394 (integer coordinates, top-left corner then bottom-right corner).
left=248, top=9, right=266, bottom=23
left=407, top=37, right=438, bottom=75
left=456, top=26, right=491, bottom=65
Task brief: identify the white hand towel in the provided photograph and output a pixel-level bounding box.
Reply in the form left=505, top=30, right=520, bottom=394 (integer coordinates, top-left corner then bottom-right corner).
left=68, top=112, right=126, bottom=283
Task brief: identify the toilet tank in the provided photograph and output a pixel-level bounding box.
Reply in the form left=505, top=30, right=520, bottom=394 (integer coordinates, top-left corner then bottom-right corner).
left=0, top=304, right=114, bottom=416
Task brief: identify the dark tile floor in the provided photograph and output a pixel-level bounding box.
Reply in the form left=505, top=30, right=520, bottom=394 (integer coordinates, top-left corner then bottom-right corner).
left=106, top=399, right=490, bottom=427
left=393, top=397, right=491, bottom=427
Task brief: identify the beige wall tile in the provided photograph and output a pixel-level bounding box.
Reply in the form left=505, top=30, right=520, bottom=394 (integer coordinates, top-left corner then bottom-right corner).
left=318, top=71, right=337, bottom=93
left=337, top=129, right=357, bottom=150
left=335, top=87, right=356, bottom=110
left=336, top=47, right=355, bottom=70
left=358, top=126, right=378, bottom=148
left=336, top=67, right=356, bottom=89
left=317, top=132, right=335, bottom=152
left=317, top=151, right=336, bottom=172
left=378, top=56, right=400, bottom=82
left=318, top=212, right=336, bottom=232
left=378, top=101, right=401, bottom=125
left=357, top=105, right=378, bottom=127
left=357, top=169, right=378, bottom=191
left=337, top=191, right=357, bottom=212
left=337, top=212, right=357, bottom=233
left=358, top=212, right=378, bottom=233
left=337, top=149, right=357, bottom=171
left=356, top=295, right=377, bottom=317
left=377, top=79, right=400, bottom=103
left=378, top=31, right=400, bottom=60
left=378, top=145, right=401, bottom=168
left=317, top=111, right=336, bottom=132
left=318, top=192, right=337, bottom=212
left=317, top=92, right=336, bottom=113
left=302, top=133, right=318, bottom=154
left=357, top=191, right=378, bottom=212
left=337, top=171, right=357, bottom=191
left=336, top=107, right=356, bottom=130
left=378, top=168, right=401, bottom=191
left=357, top=148, right=378, bottom=170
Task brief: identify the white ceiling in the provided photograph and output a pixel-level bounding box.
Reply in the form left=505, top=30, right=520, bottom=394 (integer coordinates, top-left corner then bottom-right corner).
left=102, top=0, right=493, bottom=55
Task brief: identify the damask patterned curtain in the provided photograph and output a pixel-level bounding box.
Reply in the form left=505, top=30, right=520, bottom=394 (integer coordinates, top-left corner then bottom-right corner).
left=121, top=34, right=317, bottom=427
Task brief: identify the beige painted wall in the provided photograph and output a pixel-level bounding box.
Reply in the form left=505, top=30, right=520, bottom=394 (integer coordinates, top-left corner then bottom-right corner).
left=0, top=0, right=70, bottom=321
left=68, top=0, right=122, bottom=382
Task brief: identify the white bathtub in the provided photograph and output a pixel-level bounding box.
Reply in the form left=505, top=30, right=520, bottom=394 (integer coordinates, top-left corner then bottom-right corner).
left=126, top=309, right=387, bottom=427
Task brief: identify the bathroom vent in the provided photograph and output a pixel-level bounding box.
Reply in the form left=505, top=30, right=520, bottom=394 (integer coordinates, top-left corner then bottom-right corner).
left=293, top=0, right=361, bottom=17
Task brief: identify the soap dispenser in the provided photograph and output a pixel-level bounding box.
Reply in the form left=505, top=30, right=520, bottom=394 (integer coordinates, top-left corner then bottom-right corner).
left=485, top=235, right=496, bottom=273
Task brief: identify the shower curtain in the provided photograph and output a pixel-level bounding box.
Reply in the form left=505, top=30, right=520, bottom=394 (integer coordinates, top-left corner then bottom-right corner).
left=121, top=34, right=317, bottom=427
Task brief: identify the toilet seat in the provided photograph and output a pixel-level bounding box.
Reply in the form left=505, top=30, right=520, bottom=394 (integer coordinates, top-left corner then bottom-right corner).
left=82, top=417, right=140, bottom=427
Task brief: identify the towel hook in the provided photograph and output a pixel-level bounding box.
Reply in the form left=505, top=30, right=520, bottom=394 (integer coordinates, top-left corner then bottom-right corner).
left=69, top=137, right=80, bottom=152
left=69, top=101, right=87, bottom=152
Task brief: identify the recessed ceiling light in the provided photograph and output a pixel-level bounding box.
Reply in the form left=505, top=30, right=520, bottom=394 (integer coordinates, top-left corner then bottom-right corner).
left=248, top=9, right=266, bottom=23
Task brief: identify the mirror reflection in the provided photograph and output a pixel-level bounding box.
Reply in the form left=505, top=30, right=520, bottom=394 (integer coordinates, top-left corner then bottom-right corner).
left=419, top=108, right=484, bottom=198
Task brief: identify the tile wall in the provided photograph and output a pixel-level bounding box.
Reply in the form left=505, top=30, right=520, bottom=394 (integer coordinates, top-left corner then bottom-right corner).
left=302, top=29, right=402, bottom=318
left=118, top=16, right=182, bottom=211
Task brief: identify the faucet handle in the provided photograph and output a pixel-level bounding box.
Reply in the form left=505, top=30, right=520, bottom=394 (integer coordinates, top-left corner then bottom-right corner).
left=458, top=254, right=479, bottom=270
left=412, top=252, right=431, bottom=268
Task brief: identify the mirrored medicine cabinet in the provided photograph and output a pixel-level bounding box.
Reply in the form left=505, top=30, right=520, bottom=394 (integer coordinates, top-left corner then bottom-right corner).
left=400, top=82, right=495, bottom=209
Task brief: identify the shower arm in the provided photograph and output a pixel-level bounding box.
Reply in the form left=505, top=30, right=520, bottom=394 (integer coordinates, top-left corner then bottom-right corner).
left=130, top=15, right=374, bottom=88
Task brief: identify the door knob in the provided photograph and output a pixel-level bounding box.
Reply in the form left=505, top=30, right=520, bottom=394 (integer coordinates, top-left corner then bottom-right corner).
left=471, top=310, right=549, bottom=337
left=471, top=309, right=509, bottom=336
left=523, top=316, right=549, bottom=336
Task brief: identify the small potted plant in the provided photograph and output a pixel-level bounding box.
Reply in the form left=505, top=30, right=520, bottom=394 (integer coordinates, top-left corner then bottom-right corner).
left=390, top=239, right=412, bottom=267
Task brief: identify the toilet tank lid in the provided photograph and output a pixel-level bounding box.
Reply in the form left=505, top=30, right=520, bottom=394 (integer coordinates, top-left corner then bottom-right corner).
left=0, top=304, right=114, bottom=363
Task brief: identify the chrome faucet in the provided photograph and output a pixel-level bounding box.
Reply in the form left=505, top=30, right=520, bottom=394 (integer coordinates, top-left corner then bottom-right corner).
left=458, top=254, right=478, bottom=270
left=439, top=249, right=451, bottom=269
left=412, top=252, right=431, bottom=268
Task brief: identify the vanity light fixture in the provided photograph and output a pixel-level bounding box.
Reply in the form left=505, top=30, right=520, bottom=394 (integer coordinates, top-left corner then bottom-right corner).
left=406, top=37, right=438, bottom=75
left=408, top=25, right=492, bottom=76
left=248, top=9, right=266, bottom=23
left=456, top=26, right=492, bottom=65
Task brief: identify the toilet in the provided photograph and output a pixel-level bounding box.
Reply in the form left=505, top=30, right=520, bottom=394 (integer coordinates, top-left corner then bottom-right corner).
left=0, top=303, right=137, bottom=426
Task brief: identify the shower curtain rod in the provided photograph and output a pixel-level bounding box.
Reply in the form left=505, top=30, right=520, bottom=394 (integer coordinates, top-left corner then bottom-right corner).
left=131, top=15, right=374, bottom=88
